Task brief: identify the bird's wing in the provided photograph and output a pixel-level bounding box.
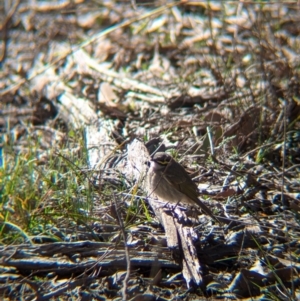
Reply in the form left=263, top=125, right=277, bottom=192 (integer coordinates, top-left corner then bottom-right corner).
left=164, top=163, right=199, bottom=200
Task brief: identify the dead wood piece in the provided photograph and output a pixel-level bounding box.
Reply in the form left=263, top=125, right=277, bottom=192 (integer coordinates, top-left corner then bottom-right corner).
left=0, top=241, right=172, bottom=259
left=167, top=89, right=228, bottom=109
left=58, top=92, right=97, bottom=128
left=160, top=209, right=179, bottom=249
left=175, top=221, right=202, bottom=286
left=125, top=138, right=151, bottom=185
left=85, top=120, right=119, bottom=170
left=0, top=246, right=178, bottom=277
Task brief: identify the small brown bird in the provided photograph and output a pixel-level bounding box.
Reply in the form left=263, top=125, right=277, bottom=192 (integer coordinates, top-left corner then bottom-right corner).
left=147, top=152, right=220, bottom=222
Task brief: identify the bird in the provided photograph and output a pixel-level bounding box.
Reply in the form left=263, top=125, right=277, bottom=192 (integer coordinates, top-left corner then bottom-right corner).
left=147, top=152, right=220, bottom=223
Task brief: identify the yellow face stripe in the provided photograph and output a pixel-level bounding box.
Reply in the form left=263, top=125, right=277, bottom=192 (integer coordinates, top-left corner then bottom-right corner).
left=156, top=159, right=170, bottom=165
